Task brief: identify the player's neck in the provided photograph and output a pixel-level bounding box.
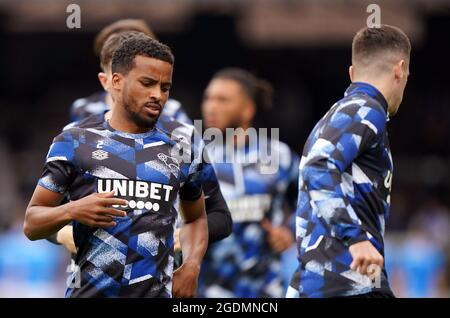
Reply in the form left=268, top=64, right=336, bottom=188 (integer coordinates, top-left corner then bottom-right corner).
left=109, top=109, right=155, bottom=134
left=105, top=93, right=114, bottom=109
left=353, top=78, right=393, bottom=112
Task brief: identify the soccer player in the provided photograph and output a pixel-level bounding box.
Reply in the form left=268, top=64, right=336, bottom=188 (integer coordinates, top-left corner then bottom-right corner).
left=24, top=34, right=208, bottom=298
left=287, top=25, right=411, bottom=298
left=199, top=68, right=299, bottom=298
left=50, top=20, right=232, bottom=256
left=52, top=30, right=231, bottom=253
left=70, top=19, right=191, bottom=124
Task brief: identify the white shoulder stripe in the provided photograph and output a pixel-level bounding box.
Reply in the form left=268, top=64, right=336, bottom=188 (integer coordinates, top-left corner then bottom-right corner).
left=47, top=156, right=68, bottom=162
left=143, top=141, right=166, bottom=149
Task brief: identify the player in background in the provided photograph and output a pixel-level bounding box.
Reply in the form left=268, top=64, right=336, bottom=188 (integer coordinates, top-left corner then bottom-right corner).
left=198, top=68, right=299, bottom=298
left=287, top=25, right=411, bottom=298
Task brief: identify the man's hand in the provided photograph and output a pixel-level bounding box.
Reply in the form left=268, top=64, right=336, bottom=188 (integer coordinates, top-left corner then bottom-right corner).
left=349, top=240, right=383, bottom=280
left=68, top=191, right=128, bottom=228
left=56, top=225, right=76, bottom=254
left=261, top=219, right=294, bottom=253
left=174, top=228, right=181, bottom=252
left=172, top=260, right=200, bottom=298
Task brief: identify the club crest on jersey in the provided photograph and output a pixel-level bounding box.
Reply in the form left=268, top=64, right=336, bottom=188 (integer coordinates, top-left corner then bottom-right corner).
left=92, top=149, right=108, bottom=161
left=157, top=153, right=180, bottom=175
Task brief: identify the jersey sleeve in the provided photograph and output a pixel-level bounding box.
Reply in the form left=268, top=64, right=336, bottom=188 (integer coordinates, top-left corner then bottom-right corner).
left=301, top=102, right=387, bottom=245
left=199, top=148, right=220, bottom=198
left=204, top=187, right=232, bottom=243
left=164, top=99, right=193, bottom=125
left=38, top=131, right=77, bottom=194
left=199, top=147, right=232, bottom=242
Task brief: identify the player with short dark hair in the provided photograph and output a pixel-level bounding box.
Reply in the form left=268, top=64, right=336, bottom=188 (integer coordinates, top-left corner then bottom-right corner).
left=70, top=19, right=190, bottom=124
left=52, top=29, right=232, bottom=257
left=24, top=35, right=208, bottom=298
left=100, top=31, right=139, bottom=73
left=111, top=34, right=174, bottom=75
left=287, top=25, right=411, bottom=298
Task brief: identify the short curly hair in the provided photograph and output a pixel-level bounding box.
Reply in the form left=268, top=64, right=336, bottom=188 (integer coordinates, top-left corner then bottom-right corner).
left=111, top=33, right=174, bottom=75
left=100, top=31, right=142, bottom=71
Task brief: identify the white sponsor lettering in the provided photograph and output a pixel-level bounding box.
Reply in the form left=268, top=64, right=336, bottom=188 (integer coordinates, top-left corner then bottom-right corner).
left=227, top=194, right=272, bottom=222
left=97, top=179, right=173, bottom=211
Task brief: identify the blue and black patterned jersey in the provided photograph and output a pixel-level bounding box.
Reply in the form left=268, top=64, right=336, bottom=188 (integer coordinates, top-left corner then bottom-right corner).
left=65, top=112, right=226, bottom=239
left=70, top=91, right=192, bottom=125
left=287, top=82, right=394, bottom=298
left=38, top=119, right=205, bottom=298
left=67, top=98, right=217, bottom=199
left=199, top=138, right=299, bottom=298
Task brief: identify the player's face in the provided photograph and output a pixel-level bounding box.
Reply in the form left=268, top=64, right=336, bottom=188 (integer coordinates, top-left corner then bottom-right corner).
left=202, top=78, right=251, bottom=131
left=121, top=55, right=172, bottom=128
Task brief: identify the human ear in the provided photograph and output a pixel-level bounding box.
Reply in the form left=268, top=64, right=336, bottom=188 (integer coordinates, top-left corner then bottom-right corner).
left=349, top=65, right=355, bottom=82
left=111, top=73, right=123, bottom=91
left=98, top=72, right=108, bottom=90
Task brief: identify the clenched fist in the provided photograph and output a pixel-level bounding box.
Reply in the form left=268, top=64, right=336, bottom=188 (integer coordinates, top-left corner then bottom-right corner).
left=349, top=240, right=383, bottom=280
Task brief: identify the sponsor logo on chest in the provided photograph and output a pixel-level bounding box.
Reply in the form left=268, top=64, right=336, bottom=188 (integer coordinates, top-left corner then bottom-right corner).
left=227, top=194, right=272, bottom=222
left=97, top=178, right=174, bottom=211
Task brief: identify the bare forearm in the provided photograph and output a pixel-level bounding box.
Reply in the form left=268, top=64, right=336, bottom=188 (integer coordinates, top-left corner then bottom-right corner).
left=179, top=214, right=208, bottom=267
left=24, top=203, right=73, bottom=241
left=25, top=187, right=126, bottom=241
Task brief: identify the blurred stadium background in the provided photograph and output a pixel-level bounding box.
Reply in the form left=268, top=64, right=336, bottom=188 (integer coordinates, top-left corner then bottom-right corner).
left=0, top=0, right=449, bottom=297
